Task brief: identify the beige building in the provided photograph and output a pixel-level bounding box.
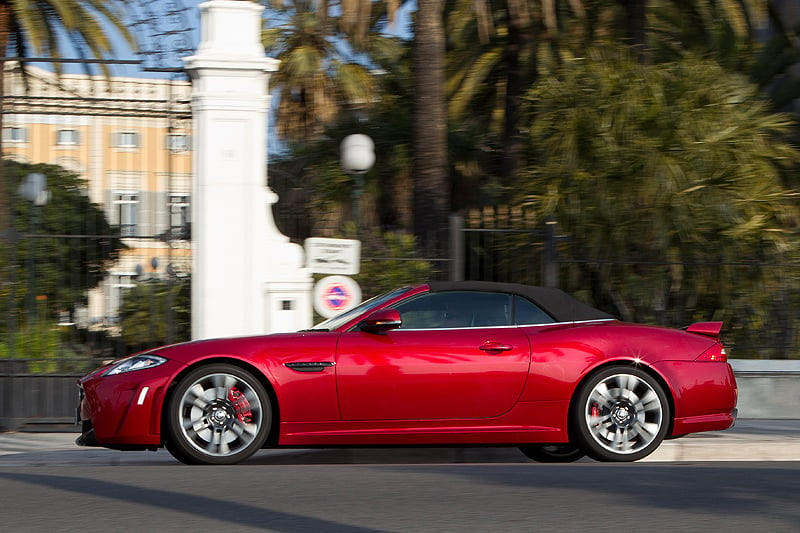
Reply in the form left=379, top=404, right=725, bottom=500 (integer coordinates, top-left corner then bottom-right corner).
left=3, top=64, right=193, bottom=328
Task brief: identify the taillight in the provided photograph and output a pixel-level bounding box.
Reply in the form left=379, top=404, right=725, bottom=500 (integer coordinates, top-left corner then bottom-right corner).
left=695, top=344, right=727, bottom=362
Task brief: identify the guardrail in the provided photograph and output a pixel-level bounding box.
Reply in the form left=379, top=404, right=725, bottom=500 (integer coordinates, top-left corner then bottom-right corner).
left=729, top=360, right=800, bottom=419
left=1, top=360, right=799, bottom=431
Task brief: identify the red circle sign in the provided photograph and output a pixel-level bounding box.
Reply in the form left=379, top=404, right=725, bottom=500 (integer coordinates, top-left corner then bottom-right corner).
left=313, top=276, right=362, bottom=318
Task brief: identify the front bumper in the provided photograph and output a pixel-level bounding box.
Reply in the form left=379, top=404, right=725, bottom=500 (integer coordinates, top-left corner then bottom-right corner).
left=77, top=359, right=186, bottom=448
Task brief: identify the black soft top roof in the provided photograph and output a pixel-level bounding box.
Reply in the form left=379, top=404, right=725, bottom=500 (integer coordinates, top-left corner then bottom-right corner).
left=428, top=281, right=614, bottom=323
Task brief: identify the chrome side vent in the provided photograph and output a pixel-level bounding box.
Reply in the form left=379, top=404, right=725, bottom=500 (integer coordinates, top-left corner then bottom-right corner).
left=285, top=362, right=335, bottom=373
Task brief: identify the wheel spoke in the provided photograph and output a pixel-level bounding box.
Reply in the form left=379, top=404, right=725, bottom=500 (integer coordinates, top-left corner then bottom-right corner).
left=589, top=412, right=611, bottom=428
left=185, top=384, right=209, bottom=410
left=210, top=374, right=234, bottom=399
left=616, top=428, right=633, bottom=451
left=589, top=382, right=615, bottom=409
left=637, top=389, right=660, bottom=413
left=230, top=419, right=257, bottom=438
left=621, top=374, right=639, bottom=400
left=206, top=429, right=222, bottom=454
left=217, top=434, right=231, bottom=455
left=632, top=420, right=659, bottom=438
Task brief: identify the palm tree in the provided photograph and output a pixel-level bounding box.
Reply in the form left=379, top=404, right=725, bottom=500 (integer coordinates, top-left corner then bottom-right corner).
left=446, top=0, right=589, bottom=193
left=412, top=0, right=449, bottom=250
left=1, top=0, right=133, bottom=310
left=649, top=0, right=768, bottom=63
left=261, top=1, right=402, bottom=143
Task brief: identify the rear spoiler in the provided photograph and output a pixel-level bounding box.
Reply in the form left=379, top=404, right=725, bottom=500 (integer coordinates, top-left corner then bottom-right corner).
left=684, top=321, right=723, bottom=339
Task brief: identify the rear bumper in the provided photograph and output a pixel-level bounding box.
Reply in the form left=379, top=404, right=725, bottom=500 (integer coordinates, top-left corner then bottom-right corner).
left=672, top=410, right=736, bottom=436
left=651, top=360, right=738, bottom=436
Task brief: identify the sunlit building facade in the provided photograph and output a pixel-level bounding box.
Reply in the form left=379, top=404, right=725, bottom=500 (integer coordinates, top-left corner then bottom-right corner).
left=2, top=65, right=193, bottom=328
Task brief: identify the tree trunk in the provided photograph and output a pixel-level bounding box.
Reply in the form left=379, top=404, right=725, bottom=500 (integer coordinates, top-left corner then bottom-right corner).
left=0, top=6, right=9, bottom=240
left=412, top=0, right=449, bottom=254
left=502, top=4, right=537, bottom=183
left=622, top=0, right=647, bottom=62
left=1, top=7, right=10, bottom=331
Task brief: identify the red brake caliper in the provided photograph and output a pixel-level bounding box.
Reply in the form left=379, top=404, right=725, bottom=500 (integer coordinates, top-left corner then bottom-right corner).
left=228, top=387, right=253, bottom=424
left=591, top=404, right=601, bottom=426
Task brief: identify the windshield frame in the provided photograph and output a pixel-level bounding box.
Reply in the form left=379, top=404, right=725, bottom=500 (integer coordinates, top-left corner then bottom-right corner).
left=309, top=286, right=417, bottom=331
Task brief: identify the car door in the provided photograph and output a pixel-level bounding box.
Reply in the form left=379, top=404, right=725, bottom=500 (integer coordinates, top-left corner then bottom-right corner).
left=335, top=291, right=531, bottom=421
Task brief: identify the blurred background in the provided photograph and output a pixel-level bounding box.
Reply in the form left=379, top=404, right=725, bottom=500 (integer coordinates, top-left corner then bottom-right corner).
left=1, top=0, right=799, bottom=389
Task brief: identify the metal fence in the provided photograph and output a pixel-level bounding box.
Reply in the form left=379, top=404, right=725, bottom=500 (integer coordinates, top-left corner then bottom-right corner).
left=1, top=61, right=193, bottom=376
left=2, top=201, right=799, bottom=429
left=457, top=206, right=800, bottom=360
left=3, top=201, right=799, bottom=378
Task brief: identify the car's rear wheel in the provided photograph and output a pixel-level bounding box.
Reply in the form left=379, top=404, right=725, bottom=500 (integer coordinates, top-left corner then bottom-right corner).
left=573, top=366, right=669, bottom=462
left=165, top=364, right=271, bottom=465
left=518, top=444, right=585, bottom=463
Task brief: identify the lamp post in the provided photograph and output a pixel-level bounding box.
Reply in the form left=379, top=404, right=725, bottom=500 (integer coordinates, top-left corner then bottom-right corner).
left=340, top=134, right=375, bottom=236
left=19, top=173, right=50, bottom=323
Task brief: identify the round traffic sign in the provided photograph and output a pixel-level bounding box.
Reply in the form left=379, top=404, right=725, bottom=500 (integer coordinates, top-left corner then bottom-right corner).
left=313, top=275, right=362, bottom=318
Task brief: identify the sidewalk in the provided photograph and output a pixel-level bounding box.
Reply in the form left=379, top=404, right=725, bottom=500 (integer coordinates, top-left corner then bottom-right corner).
left=1, top=419, right=798, bottom=463
left=645, top=419, right=800, bottom=462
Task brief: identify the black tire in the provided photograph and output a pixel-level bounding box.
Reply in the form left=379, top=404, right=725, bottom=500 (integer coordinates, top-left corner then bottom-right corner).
left=519, top=444, right=585, bottom=463
left=573, top=366, right=670, bottom=462
left=164, top=363, right=271, bottom=465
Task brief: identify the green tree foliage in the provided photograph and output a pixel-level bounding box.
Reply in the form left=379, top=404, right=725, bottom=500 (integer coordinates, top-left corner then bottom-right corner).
left=356, top=231, right=432, bottom=297
left=649, top=0, right=768, bottom=66
left=0, top=320, right=61, bottom=373
left=119, top=276, right=191, bottom=350
left=1, top=161, right=125, bottom=330
left=521, top=48, right=800, bottom=357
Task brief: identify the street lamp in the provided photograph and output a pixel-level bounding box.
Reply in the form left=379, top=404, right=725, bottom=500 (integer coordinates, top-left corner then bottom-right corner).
left=19, top=173, right=50, bottom=323
left=340, top=134, right=375, bottom=236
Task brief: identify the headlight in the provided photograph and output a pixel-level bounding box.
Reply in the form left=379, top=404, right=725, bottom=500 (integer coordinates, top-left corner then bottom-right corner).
left=103, top=354, right=167, bottom=376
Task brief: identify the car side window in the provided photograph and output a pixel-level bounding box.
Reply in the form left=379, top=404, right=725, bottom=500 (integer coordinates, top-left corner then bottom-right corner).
left=514, top=295, right=555, bottom=325
left=392, top=291, right=512, bottom=329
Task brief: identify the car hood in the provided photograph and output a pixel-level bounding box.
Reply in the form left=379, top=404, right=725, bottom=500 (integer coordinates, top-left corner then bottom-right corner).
left=146, top=331, right=339, bottom=366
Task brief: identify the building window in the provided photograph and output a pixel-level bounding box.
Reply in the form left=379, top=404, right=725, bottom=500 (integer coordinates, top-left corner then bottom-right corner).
left=113, top=192, right=139, bottom=237
left=56, top=129, right=80, bottom=145
left=113, top=131, right=141, bottom=148
left=111, top=273, right=137, bottom=321
left=169, top=193, right=190, bottom=239
left=166, top=134, right=191, bottom=152
left=3, top=126, right=28, bottom=142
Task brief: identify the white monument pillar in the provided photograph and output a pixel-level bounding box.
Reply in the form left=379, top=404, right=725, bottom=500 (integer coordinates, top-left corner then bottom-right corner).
left=184, top=0, right=312, bottom=339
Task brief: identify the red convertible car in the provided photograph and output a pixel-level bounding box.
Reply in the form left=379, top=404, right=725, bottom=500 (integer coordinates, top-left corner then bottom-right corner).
left=77, top=282, right=737, bottom=465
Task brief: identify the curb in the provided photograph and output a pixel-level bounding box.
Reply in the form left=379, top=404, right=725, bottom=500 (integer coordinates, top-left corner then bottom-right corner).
left=1, top=420, right=799, bottom=463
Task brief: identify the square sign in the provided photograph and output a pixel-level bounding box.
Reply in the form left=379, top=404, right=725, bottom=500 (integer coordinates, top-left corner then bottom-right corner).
left=305, top=238, right=361, bottom=275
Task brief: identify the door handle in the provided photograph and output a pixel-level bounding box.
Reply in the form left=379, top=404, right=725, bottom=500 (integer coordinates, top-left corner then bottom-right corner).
left=479, top=341, right=513, bottom=352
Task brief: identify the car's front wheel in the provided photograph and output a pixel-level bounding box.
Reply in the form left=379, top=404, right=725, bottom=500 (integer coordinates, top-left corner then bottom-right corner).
left=573, top=366, right=669, bottom=462
left=165, top=364, right=271, bottom=465
left=518, top=444, right=585, bottom=463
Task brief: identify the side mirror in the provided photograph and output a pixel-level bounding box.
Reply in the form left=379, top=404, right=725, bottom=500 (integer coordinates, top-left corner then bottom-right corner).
left=360, top=308, right=402, bottom=334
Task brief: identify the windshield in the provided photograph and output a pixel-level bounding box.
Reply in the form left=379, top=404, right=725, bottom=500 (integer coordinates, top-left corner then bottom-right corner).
left=309, top=286, right=415, bottom=331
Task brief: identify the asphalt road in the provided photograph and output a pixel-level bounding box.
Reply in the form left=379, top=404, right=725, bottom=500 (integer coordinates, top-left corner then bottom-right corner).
left=0, top=462, right=798, bottom=532
left=0, top=420, right=799, bottom=532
